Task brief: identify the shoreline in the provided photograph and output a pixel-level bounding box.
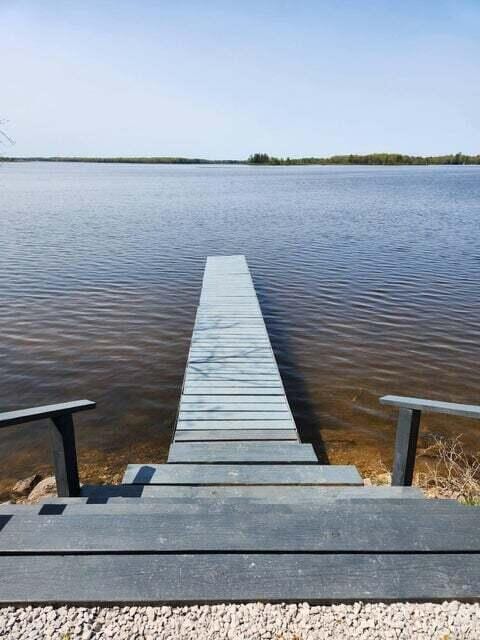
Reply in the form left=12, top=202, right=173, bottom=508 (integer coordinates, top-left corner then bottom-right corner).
left=2, top=154, right=480, bottom=166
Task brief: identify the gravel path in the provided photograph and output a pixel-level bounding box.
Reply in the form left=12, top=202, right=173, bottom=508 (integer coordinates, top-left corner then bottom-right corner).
left=1, top=602, right=479, bottom=639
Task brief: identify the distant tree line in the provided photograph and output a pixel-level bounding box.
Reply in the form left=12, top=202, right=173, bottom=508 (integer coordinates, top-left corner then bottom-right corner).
left=2, top=152, right=480, bottom=165
left=0, top=156, right=238, bottom=164
left=247, top=152, right=480, bottom=165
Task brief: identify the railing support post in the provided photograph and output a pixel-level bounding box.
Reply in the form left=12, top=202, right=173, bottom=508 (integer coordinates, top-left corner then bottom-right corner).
left=50, top=414, right=80, bottom=497
left=392, top=408, right=421, bottom=486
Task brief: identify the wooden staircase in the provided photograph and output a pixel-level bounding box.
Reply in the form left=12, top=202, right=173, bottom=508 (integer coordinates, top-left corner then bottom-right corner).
left=0, top=255, right=478, bottom=604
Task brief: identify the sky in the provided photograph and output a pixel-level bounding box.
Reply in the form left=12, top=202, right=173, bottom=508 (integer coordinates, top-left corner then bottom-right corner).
left=1, top=0, right=479, bottom=158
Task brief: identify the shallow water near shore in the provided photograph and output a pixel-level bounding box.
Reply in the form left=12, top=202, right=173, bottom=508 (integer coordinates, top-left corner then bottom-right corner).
left=1, top=162, right=479, bottom=499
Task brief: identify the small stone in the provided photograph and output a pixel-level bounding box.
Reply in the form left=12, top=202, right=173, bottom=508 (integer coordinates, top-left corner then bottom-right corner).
left=26, top=477, right=57, bottom=503
left=12, top=474, right=43, bottom=497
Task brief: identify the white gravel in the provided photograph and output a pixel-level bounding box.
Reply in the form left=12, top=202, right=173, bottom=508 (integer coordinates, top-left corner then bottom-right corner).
left=1, top=601, right=479, bottom=640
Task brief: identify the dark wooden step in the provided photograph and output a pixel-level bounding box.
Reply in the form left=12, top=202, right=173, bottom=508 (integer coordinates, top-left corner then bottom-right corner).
left=1, top=553, right=478, bottom=604
left=122, top=464, right=363, bottom=485
left=30, top=485, right=425, bottom=503
left=0, top=500, right=477, bottom=553
left=0, top=497, right=453, bottom=516
left=167, top=442, right=317, bottom=464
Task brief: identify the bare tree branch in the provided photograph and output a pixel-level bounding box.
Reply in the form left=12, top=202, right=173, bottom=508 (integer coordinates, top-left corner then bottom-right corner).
left=0, top=118, right=15, bottom=145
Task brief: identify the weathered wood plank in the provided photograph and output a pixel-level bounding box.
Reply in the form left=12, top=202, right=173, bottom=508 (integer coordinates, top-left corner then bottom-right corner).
left=191, top=337, right=270, bottom=343
left=167, top=443, right=316, bottom=463
left=196, top=312, right=262, bottom=317
left=180, top=396, right=289, bottom=404
left=3, top=552, right=477, bottom=603
left=187, top=360, right=277, bottom=366
left=0, top=501, right=477, bottom=552
left=173, top=429, right=298, bottom=441
left=177, top=411, right=291, bottom=421
left=179, top=403, right=288, bottom=412
left=182, top=385, right=284, bottom=394
left=191, top=342, right=271, bottom=348
left=185, top=370, right=279, bottom=378
left=177, top=420, right=295, bottom=430
left=0, top=497, right=431, bottom=515
left=1, top=553, right=477, bottom=603
left=193, top=325, right=267, bottom=331
left=189, top=352, right=273, bottom=360
left=184, top=375, right=282, bottom=382
left=76, top=484, right=426, bottom=502
left=187, top=362, right=277, bottom=370
left=0, top=496, right=464, bottom=516
left=123, top=464, right=362, bottom=485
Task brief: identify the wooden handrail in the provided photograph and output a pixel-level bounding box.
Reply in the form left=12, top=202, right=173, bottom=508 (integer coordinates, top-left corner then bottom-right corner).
left=0, top=400, right=96, bottom=428
left=0, top=400, right=96, bottom=497
left=380, top=394, right=480, bottom=486
left=380, top=395, right=480, bottom=419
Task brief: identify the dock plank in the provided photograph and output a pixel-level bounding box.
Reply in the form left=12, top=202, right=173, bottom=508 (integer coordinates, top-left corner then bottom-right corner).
left=167, top=443, right=316, bottom=463
left=180, top=396, right=289, bottom=404
left=173, top=430, right=298, bottom=441
left=176, top=420, right=296, bottom=430
left=179, top=403, right=288, bottom=412
left=177, top=412, right=291, bottom=421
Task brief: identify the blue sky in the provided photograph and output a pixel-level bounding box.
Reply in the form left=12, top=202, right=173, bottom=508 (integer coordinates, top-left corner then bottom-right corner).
left=1, top=1, right=479, bottom=158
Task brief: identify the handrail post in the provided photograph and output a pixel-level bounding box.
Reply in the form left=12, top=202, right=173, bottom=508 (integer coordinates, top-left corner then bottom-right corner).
left=50, top=413, right=80, bottom=497
left=392, top=408, right=421, bottom=486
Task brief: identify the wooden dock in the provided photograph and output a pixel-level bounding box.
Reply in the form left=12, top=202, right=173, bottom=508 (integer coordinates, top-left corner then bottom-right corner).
left=0, top=255, right=478, bottom=604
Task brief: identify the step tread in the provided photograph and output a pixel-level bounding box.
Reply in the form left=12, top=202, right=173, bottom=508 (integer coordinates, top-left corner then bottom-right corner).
left=27, top=485, right=425, bottom=503
left=167, top=442, right=317, bottom=463
left=0, top=553, right=478, bottom=603
left=0, top=501, right=477, bottom=553
left=0, top=497, right=451, bottom=515
left=122, top=464, right=363, bottom=486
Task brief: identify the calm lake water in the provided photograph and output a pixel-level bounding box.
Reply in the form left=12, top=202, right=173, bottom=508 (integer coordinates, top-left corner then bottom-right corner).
left=1, top=162, right=479, bottom=497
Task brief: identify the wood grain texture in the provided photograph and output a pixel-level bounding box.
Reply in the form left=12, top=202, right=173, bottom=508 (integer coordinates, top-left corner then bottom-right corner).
left=1, top=496, right=441, bottom=515
left=176, top=420, right=296, bottom=430
left=177, top=411, right=291, bottom=421
left=173, top=429, right=298, bottom=441
left=167, top=442, right=316, bottom=463
left=0, top=500, right=478, bottom=552
left=182, top=385, right=284, bottom=394
left=180, top=396, right=289, bottom=404
left=1, top=553, right=478, bottom=603
left=76, top=484, right=426, bottom=502
left=123, top=464, right=362, bottom=485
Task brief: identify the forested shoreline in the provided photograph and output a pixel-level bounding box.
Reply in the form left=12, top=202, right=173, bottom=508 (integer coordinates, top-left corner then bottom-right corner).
left=2, top=152, right=480, bottom=165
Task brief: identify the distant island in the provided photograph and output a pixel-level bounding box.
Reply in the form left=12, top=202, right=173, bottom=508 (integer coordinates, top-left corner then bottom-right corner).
left=2, top=152, right=480, bottom=165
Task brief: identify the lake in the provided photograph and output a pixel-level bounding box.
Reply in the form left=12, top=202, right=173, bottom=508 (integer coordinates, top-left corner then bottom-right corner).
left=1, top=162, right=479, bottom=498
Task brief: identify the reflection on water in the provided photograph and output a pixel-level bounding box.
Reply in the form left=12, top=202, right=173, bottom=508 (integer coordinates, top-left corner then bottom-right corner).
left=1, top=162, right=479, bottom=497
